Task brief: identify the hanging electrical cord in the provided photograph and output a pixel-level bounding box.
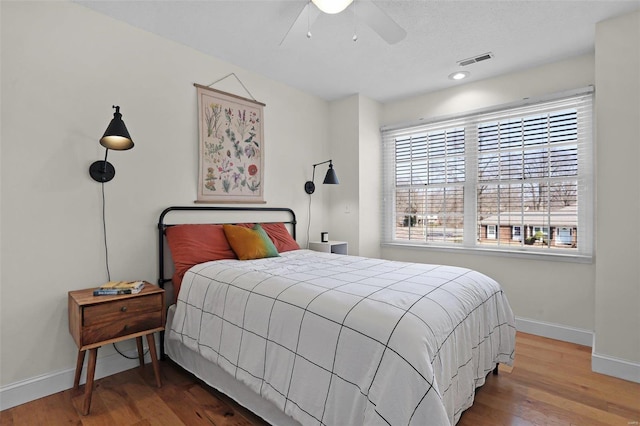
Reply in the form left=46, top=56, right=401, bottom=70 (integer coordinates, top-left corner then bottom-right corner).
left=100, top=181, right=149, bottom=359
left=113, top=340, right=149, bottom=360
left=101, top=182, right=111, bottom=282
left=306, top=193, right=313, bottom=249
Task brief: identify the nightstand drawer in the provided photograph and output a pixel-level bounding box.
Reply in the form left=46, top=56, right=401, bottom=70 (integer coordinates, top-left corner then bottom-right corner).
left=82, top=310, right=163, bottom=346
left=83, top=293, right=162, bottom=326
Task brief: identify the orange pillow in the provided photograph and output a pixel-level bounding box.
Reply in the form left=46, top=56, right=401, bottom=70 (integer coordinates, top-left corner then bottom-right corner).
left=165, top=224, right=237, bottom=297
left=223, top=224, right=280, bottom=260
left=260, top=222, right=300, bottom=252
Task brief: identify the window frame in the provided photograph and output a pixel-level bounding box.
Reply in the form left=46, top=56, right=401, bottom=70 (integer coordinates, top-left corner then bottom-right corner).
left=381, top=87, right=594, bottom=261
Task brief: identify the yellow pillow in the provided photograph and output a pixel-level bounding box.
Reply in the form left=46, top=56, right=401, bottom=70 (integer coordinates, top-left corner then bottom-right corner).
left=223, top=224, right=280, bottom=260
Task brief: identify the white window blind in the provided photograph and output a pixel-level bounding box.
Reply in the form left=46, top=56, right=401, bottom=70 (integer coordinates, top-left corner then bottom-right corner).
left=381, top=88, right=593, bottom=258
left=394, top=127, right=465, bottom=243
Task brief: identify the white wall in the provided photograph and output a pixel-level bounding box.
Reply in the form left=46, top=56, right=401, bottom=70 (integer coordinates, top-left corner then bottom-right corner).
left=327, top=95, right=360, bottom=253
left=380, top=55, right=597, bottom=333
left=0, top=0, right=330, bottom=394
left=594, top=10, right=640, bottom=376
left=357, top=96, right=382, bottom=258
left=326, top=94, right=382, bottom=258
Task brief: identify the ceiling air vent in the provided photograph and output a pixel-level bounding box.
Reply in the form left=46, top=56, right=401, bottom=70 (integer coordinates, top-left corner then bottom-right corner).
left=457, top=52, right=494, bottom=67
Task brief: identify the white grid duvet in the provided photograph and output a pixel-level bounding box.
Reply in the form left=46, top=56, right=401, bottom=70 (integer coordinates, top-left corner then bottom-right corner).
left=167, top=250, right=515, bottom=425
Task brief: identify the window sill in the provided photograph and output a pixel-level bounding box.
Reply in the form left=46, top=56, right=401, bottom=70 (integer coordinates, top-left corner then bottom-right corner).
left=381, top=242, right=594, bottom=264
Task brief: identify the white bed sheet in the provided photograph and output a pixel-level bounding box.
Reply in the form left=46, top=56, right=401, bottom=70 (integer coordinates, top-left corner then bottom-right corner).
left=165, top=250, right=515, bottom=425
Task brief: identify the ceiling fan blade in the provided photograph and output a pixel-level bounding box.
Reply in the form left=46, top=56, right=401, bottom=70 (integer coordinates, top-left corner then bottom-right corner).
left=356, top=0, right=406, bottom=44
left=280, top=2, right=321, bottom=46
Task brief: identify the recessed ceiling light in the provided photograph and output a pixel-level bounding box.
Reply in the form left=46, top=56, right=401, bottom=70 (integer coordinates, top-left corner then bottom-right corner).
left=448, top=71, right=470, bottom=81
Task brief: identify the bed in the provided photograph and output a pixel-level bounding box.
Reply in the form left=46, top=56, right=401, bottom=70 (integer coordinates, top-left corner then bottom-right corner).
left=158, top=206, right=516, bottom=426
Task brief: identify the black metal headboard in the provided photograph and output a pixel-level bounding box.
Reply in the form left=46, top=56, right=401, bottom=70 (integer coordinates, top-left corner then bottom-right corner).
left=157, top=206, right=297, bottom=290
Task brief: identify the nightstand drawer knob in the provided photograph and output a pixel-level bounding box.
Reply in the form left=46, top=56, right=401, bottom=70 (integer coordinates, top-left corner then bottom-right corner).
left=124, top=324, right=129, bottom=330
left=120, top=306, right=127, bottom=312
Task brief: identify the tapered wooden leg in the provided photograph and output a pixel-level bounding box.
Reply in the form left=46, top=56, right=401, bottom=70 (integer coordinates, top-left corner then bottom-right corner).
left=82, top=348, right=98, bottom=415
left=73, top=350, right=86, bottom=389
left=136, top=336, right=145, bottom=367
left=146, top=333, right=162, bottom=388
left=493, top=364, right=499, bottom=375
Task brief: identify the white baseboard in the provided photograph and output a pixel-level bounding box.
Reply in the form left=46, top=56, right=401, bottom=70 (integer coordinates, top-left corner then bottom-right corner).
left=592, top=351, right=640, bottom=384
left=515, top=316, right=594, bottom=346
left=0, top=346, right=152, bottom=411
left=516, top=316, right=640, bottom=383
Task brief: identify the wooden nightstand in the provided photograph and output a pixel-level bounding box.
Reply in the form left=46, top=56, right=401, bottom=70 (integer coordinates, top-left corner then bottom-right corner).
left=68, top=282, right=165, bottom=415
left=309, top=240, right=348, bottom=255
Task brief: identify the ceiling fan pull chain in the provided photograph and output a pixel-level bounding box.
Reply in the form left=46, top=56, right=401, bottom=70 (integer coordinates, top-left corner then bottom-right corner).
left=352, top=0, right=358, bottom=42
left=307, top=0, right=312, bottom=39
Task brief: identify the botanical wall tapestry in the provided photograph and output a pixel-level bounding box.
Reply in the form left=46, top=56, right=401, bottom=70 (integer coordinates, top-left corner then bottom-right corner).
left=195, top=84, right=265, bottom=203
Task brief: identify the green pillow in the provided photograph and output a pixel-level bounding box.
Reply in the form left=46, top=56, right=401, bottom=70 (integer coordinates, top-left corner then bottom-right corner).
left=223, top=223, right=280, bottom=260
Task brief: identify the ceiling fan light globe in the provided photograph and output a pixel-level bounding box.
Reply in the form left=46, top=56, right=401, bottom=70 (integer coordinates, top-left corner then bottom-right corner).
left=312, top=0, right=354, bottom=14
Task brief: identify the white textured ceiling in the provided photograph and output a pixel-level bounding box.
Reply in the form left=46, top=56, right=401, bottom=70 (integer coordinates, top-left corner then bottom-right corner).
left=78, top=0, right=640, bottom=102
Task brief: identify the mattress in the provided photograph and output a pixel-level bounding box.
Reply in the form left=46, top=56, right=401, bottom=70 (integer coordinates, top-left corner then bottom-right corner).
left=165, top=250, right=515, bottom=425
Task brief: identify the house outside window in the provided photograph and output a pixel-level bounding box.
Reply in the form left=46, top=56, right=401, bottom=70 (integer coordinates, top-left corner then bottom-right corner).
left=381, top=88, right=593, bottom=259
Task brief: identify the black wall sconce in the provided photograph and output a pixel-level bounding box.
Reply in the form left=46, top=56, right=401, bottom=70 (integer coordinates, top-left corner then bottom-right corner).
left=89, top=105, right=134, bottom=182
left=304, top=160, right=339, bottom=194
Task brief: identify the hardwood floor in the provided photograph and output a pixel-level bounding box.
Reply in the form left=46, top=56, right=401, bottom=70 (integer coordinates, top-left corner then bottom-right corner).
left=458, top=333, right=640, bottom=426
left=1, top=332, right=638, bottom=425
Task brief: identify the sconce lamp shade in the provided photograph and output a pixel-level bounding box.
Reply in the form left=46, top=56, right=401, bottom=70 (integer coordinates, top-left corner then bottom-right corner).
left=90, top=105, right=134, bottom=183
left=323, top=162, right=339, bottom=184
left=99, top=106, right=134, bottom=150
left=305, top=159, right=339, bottom=194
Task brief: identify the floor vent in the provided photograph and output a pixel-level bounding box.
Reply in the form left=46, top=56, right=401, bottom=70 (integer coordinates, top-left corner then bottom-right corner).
left=458, top=52, right=493, bottom=67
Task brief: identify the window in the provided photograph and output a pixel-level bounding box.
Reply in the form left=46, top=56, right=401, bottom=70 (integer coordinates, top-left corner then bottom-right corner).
left=394, top=127, right=464, bottom=243
left=512, top=226, right=522, bottom=241
left=382, top=89, right=593, bottom=258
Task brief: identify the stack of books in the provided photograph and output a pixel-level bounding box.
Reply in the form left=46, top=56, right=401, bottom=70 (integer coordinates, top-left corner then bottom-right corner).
left=93, top=280, right=145, bottom=296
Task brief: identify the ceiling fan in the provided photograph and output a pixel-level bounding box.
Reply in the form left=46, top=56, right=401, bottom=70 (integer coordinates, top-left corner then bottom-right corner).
left=280, top=0, right=407, bottom=45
